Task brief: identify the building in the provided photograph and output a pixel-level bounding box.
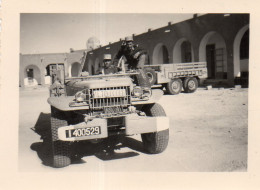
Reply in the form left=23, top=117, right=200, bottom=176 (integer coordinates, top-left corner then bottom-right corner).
left=20, top=14, right=249, bottom=87
left=19, top=37, right=101, bottom=87
left=19, top=50, right=84, bottom=87
left=83, top=14, right=249, bottom=87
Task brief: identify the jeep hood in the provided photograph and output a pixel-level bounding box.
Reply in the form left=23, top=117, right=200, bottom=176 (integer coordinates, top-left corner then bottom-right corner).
left=66, top=76, right=133, bottom=89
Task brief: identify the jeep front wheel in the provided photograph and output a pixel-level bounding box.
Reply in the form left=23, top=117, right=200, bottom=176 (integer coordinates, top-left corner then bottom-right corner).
left=141, top=103, right=169, bottom=154
left=50, top=106, right=71, bottom=168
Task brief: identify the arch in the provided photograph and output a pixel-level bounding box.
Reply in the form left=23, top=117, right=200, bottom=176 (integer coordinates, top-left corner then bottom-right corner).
left=87, top=59, right=94, bottom=75
left=94, top=58, right=100, bottom=75
left=68, top=64, right=72, bottom=77
left=233, top=25, right=249, bottom=77
left=71, top=62, right=81, bottom=77
left=24, top=65, right=41, bottom=86
left=91, top=65, right=95, bottom=76
left=45, top=64, right=52, bottom=84
left=173, top=38, right=194, bottom=63
left=152, top=43, right=169, bottom=65
left=199, top=31, right=228, bottom=79
left=199, top=31, right=216, bottom=62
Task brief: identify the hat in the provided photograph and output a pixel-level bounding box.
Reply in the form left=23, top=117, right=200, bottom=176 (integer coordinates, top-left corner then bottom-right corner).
left=103, top=54, right=111, bottom=60
left=125, top=36, right=133, bottom=42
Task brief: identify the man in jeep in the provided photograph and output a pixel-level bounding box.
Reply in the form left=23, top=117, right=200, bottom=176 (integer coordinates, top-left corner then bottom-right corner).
left=99, top=54, right=118, bottom=75
left=113, top=36, right=151, bottom=88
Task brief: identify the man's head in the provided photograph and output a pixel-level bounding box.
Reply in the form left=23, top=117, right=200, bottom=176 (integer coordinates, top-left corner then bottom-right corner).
left=103, top=54, right=112, bottom=68
left=125, top=36, right=133, bottom=50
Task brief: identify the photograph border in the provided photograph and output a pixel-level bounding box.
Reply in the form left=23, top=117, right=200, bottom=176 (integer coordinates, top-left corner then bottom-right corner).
left=1, top=0, right=260, bottom=189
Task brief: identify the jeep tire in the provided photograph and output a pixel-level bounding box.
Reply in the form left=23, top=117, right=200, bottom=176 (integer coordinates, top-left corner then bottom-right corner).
left=50, top=106, right=71, bottom=168
left=166, top=78, right=182, bottom=95
left=141, top=103, right=169, bottom=154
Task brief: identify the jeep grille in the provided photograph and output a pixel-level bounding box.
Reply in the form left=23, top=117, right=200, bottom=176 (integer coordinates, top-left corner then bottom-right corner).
left=89, top=86, right=131, bottom=109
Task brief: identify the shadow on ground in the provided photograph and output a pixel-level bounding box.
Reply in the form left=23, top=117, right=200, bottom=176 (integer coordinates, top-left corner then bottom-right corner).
left=31, top=112, right=145, bottom=167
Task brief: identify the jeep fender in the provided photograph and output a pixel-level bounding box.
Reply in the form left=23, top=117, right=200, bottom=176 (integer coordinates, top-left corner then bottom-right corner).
left=131, top=89, right=163, bottom=105
left=47, top=96, right=90, bottom=111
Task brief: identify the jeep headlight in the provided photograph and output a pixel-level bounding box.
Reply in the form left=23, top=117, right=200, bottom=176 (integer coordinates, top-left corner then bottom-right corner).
left=142, top=87, right=152, bottom=99
left=133, top=86, right=142, bottom=98
left=75, top=91, right=85, bottom=102
left=132, top=86, right=151, bottom=99
left=75, top=89, right=90, bottom=103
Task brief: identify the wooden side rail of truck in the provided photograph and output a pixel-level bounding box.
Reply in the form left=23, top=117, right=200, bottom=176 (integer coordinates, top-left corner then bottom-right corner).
left=144, top=62, right=208, bottom=95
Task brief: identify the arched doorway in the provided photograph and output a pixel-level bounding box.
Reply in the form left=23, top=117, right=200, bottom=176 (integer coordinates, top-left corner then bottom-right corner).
left=45, top=64, right=51, bottom=84
left=152, top=43, right=169, bottom=65
left=24, top=65, right=41, bottom=86
left=71, top=62, right=81, bottom=77
left=199, top=31, right=228, bottom=79
left=91, top=65, right=95, bottom=75
left=233, top=25, right=249, bottom=78
left=94, top=58, right=100, bottom=75
left=87, top=60, right=94, bottom=75
left=173, top=38, right=194, bottom=63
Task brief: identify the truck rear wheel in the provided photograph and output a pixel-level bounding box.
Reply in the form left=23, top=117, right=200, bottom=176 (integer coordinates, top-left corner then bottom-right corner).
left=183, top=77, right=198, bottom=93
left=141, top=104, right=169, bottom=154
left=166, top=78, right=182, bottom=95
left=50, top=106, right=71, bottom=168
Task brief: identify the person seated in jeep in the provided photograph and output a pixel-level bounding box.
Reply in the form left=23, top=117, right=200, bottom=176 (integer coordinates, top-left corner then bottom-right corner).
left=98, top=54, right=118, bottom=75
left=113, top=36, right=151, bottom=88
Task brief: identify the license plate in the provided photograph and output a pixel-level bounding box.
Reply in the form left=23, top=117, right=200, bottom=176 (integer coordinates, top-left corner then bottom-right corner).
left=66, top=126, right=101, bottom=138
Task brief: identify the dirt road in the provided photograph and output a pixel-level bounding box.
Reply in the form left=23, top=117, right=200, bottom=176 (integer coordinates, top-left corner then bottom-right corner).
left=19, top=86, right=248, bottom=172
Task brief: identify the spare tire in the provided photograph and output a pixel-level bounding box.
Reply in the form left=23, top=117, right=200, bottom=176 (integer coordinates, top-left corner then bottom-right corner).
left=143, top=67, right=157, bottom=86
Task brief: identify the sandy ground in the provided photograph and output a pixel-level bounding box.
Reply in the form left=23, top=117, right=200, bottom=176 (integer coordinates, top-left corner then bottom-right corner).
left=19, top=86, right=248, bottom=172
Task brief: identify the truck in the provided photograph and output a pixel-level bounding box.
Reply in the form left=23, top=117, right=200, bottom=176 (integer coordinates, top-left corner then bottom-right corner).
left=143, top=62, right=208, bottom=95
left=41, top=65, right=169, bottom=168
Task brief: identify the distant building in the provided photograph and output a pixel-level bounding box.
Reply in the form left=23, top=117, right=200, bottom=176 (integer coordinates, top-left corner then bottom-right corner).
left=19, top=36, right=100, bottom=87
left=87, top=37, right=100, bottom=50
left=83, top=14, right=249, bottom=87
left=19, top=50, right=85, bottom=87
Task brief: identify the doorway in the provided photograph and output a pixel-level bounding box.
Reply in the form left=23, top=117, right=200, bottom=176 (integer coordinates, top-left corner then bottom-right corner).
left=27, top=68, right=34, bottom=84
left=206, top=44, right=215, bottom=78
left=181, top=41, right=192, bottom=63
left=152, top=43, right=169, bottom=65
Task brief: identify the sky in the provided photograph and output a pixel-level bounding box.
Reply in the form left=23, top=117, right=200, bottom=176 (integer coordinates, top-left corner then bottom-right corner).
left=20, top=13, right=195, bottom=54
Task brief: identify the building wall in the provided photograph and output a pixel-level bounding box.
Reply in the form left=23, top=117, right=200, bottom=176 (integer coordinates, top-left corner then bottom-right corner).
left=83, top=14, right=249, bottom=87
left=20, top=49, right=85, bottom=87
left=66, top=50, right=86, bottom=77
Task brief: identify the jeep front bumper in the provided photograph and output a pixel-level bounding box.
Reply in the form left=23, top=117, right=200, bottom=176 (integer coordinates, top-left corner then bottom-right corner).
left=57, top=115, right=169, bottom=141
